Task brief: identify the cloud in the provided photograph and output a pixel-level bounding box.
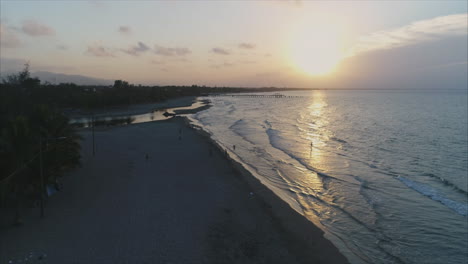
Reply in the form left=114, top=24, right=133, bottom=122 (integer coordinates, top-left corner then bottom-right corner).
left=239, top=60, right=257, bottom=64
left=21, top=20, right=55, bottom=36
left=211, top=47, right=230, bottom=55
left=0, top=24, right=21, bottom=48
left=150, top=59, right=165, bottom=65
left=57, top=44, right=68, bottom=50
left=118, top=26, right=131, bottom=34
left=154, top=45, right=191, bottom=56
left=238, top=42, right=256, bottom=49
left=210, top=62, right=234, bottom=69
left=122, top=41, right=150, bottom=56
left=177, top=58, right=191, bottom=63
left=349, top=13, right=468, bottom=57
left=86, top=44, right=115, bottom=57
left=255, top=71, right=282, bottom=78
left=431, top=60, right=467, bottom=69
left=337, top=35, right=467, bottom=90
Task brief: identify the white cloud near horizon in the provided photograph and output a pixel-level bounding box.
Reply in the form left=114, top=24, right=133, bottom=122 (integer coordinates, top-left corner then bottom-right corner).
left=428, top=60, right=467, bottom=70
left=122, top=41, right=150, bottom=56
left=154, top=45, right=191, bottom=56
left=57, top=44, right=68, bottom=50
left=211, top=47, right=230, bottom=55
left=86, top=44, right=116, bottom=57
left=238, top=42, right=256, bottom=49
left=348, top=13, right=468, bottom=57
left=118, top=26, right=131, bottom=35
left=21, top=20, right=55, bottom=36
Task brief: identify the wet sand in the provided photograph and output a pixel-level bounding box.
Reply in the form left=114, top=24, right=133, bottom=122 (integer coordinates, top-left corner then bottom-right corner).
left=0, top=117, right=348, bottom=264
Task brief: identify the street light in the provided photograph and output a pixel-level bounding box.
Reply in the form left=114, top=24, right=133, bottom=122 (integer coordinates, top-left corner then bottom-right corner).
left=92, top=88, right=96, bottom=156
left=92, top=113, right=95, bottom=156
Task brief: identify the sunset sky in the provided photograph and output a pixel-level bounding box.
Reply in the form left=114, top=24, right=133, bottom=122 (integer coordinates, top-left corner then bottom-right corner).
left=1, top=1, right=467, bottom=89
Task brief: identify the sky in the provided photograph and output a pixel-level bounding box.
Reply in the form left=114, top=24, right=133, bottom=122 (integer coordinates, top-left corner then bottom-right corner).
left=0, top=0, right=467, bottom=89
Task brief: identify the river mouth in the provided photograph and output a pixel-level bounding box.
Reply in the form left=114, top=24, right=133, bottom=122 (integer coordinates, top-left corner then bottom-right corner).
left=70, top=99, right=210, bottom=128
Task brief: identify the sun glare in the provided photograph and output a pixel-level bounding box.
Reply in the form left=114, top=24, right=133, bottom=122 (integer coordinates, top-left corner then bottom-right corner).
left=290, top=20, right=346, bottom=76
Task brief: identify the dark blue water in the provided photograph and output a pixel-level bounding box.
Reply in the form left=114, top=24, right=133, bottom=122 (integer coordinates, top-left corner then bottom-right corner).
left=190, top=90, right=468, bottom=264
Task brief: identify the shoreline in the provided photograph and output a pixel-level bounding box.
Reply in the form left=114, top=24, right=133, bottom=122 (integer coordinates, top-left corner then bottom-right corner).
left=1, top=105, right=348, bottom=264
left=181, top=116, right=349, bottom=263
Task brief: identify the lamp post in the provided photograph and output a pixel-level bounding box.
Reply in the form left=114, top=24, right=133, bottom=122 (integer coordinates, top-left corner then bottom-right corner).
left=39, top=135, right=44, bottom=218
left=92, top=113, right=95, bottom=156
left=92, top=87, right=96, bottom=156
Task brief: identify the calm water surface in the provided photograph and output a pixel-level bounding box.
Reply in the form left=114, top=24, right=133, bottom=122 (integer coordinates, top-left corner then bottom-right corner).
left=189, top=90, right=468, bottom=264
left=71, top=100, right=207, bottom=127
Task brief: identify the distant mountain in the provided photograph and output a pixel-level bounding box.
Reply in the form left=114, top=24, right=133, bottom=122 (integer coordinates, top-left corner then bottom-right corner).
left=31, top=71, right=113, bottom=86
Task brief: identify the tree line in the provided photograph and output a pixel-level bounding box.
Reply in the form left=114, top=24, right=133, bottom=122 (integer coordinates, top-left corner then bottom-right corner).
left=0, top=65, right=294, bottom=222
left=1, top=65, right=82, bottom=223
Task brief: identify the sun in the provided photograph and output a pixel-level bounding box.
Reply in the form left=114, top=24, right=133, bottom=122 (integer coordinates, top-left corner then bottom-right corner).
left=290, top=20, right=346, bottom=76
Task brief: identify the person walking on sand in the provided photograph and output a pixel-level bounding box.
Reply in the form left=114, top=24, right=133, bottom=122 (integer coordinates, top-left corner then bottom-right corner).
left=233, top=145, right=236, bottom=150
left=310, top=141, right=313, bottom=158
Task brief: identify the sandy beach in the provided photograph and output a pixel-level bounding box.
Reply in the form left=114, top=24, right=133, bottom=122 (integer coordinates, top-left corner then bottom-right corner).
left=0, top=117, right=348, bottom=264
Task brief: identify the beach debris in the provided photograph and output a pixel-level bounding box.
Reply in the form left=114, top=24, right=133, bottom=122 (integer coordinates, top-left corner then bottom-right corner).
left=163, top=111, right=175, bottom=117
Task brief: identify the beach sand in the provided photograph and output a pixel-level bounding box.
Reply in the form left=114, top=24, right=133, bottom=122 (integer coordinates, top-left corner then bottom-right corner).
left=0, top=117, right=349, bottom=264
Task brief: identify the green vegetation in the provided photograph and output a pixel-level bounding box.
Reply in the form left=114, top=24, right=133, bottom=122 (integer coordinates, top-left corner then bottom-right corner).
left=0, top=65, right=81, bottom=218
left=0, top=65, right=293, bottom=220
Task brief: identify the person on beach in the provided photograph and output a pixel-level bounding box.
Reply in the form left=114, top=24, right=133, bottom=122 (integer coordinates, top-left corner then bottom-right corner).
left=233, top=145, right=236, bottom=150
left=310, top=142, right=313, bottom=158
left=145, top=153, right=149, bottom=160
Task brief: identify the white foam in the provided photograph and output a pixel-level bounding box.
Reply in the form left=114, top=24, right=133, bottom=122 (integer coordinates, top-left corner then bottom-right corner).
left=398, top=176, right=468, bottom=216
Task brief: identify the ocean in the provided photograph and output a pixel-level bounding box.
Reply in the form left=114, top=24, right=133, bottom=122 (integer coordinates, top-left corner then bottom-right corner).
left=189, top=90, right=468, bottom=264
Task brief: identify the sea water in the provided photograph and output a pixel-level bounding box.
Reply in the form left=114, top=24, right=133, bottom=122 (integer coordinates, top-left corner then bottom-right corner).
left=189, top=90, right=468, bottom=264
